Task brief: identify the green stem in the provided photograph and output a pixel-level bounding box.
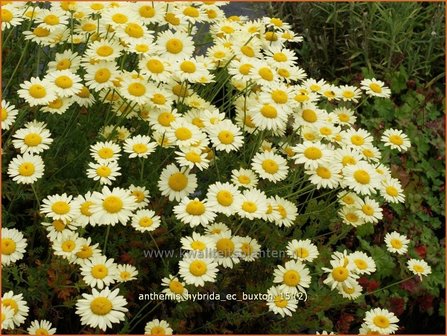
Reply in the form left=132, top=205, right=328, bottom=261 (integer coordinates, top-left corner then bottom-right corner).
left=103, top=225, right=111, bottom=254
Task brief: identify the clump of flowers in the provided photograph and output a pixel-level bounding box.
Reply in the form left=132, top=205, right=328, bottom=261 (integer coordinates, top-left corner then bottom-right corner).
left=1, top=1, right=430, bottom=334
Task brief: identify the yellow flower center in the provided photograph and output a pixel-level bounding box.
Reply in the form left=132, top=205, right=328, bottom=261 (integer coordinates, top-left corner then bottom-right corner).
left=52, top=201, right=70, bottom=215
left=274, top=295, right=288, bottom=308
left=241, top=45, right=255, bottom=57
left=262, top=159, right=279, bottom=174
left=169, top=280, right=184, bottom=294
left=172, top=84, right=189, bottom=97
left=165, top=12, right=180, bottom=26
left=18, top=162, right=36, bottom=176
left=207, top=9, right=217, bottom=19
left=386, top=186, right=399, bottom=197
left=238, top=175, right=250, bottom=185
left=295, top=247, right=309, bottom=259
left=175, top=127, right=192, bottom=141
left=1, top=108, right=7, bottom=121
left=190, top=241, right=206, bottom=251
left=278, top=205, right=287, bottom=218
left=55, top=75, right=73, bottom=89
left=320, top=127, right=332, bottom=136
left=342, top=156, right=356, bottom=166
left=354, top=259, right=367, bottom=270
left=112, top=13, right=128, bottom=24
left=283, top=270, right=301, bottom=286
left=1, top=238, right=16, bottom=255
left=373, top=315, right=390, bottom=328
left=390, top=238, right=403, bottom=249
left=168, top=172, right=188, bottom=191
left=316, top=167, right=331, bottom=179
left=35, top=328, right=49, bottom=336
left=239, top=63, right=252, bottom=75
left=186, top=200, right=205, bottom=216
left=362, top=204, right=375, bottom=216
left=332, top=266, right=349, bottom=282
left=216, top=190, right=233, bottom=206
left=61, top=239, right=76, bottom=252
left=183, top=6, right=199, bottom=17
left=96, top=45, right=113, bottom=57
left=125, top=23, right=144, bottom=38
left=102, top=195, right=123, bottom=213
left=369, top=83, right=382, bottom=93
left=304, top=147, right=322, bottom=160
left=96, top=165, right=111, bottom=177
left=270, top=90, right=288, bottom=104
left=151, top=93, right=166, bottom=105
left=133, top=143, right=148, bottom=154
left=81, top=22, right=96, bottom=32
left=139, top=5, right=155, bottom=18
left=135, top=44, right=150, bottom=53
left=338, top=113, right=350, bottom=123
left=189, top=260, right=207, bottom=276
left=157, top=112, right=174, bottom=127
left=351, top=135, right=365, bottom=146
left=216, top=238, right=235, bottom=257
left=343, top=90, right=355, bottom=99
left=120, top=271, right=131, bottom=280
left=278, top=68, right=291, bottom=79
left=76, top=245, right=93, bottom=259
left=180, top=60, right=196, bottom=73
left=44, top=14, right=59, bottom=25
left=1, top=8, right=13, bottom=22
left=242, top=201, right=257, bottom=213
left=217, top=130, right=234, bottom=144
left=185, top=151, right=202, bottom=163
left=353, top=169, right=371, bottom=184
left=77, top=86, right=90, bottom=98
left=33, top=27, right=50, bottom=37
left=91, top=264, right=108, bottom=279
left=146, top=59, right=164, bottom=73
left=127, top=82, right=146, bottom=97
left=241, top=242, right=253, bottom=255
left=302, top=109, right=317, bottom=123
left=52, top=219, right=66, bottom=232
left=90, top=297, right=113, bottom=315
left=346, top=212, right=359, bottom=223
left=270, top=18, right=283, bottom=27
left=29, top=84, right=47, bottom=98
left=94, top=68, right=111, bottom=83
left=151, top=326, right=166, bottom=335
left=413, top=265, right=425, bottom=273
left=273, top=52, right=287, bottom=62
left=258, top=67, right=273, bottom=81
left=2, top=299, right=18, bottom=314
left=342, top=285, right=356, bottom=294
left=166, top=38, right=183, bottom=54
left=139, top=216, right=153, bottom=227
left=261, top=104, right=278, bottom=118
left=389, top=134, right=404, bottom=145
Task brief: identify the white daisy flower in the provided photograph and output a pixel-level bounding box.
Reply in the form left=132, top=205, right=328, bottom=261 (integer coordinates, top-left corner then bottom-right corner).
left=380, top=177, right=405, bottom=203
left=293, top=141, right=333, bottom=169
left=90, top=141, right=121, bottom=164
left=75, top=287, right=128, bottom=331
left=18, top=77, right=57, bottom=106
left=252, top=151, right=289, bottom=183
left=52, top=231, right=82, bottom=259
left=40, top=193, right=74, bottom=223
left=1, top=304, right=15, bottom=330
left=123, top=135, right=157, bottom=159
left=212, top=231, right=242, bottom=268
left=349, top=251, right=376, bottom=275
left=1, top=99, right=19, bottom=130
left=1, top=291, right=29, bottom=328
left=131, top=209, right=161, bottom=233
left=407, top=259, right=432, bottom=279
left=364, top=308, right=399, bottom=334
left=306, top=162, right=343, bottom=189
left=206, top=182, right=241, bottom=216
left=231, top=168, right=259, bottom=189
left=71, top=192, right=96, bottom=227
left=235, top=188, right=268, bottom=220
left=81, top=255, right=118, bottom=289
left=90, top=186, right=137, bottom=226
left=27, top=320, right=56, bottom=335
left=144, top=319, right=173, bottom=335
left=174, top=197, right=217, bottom=228
left=273, top=260, right=311, bottom=294
left=178, top=254, right=219, bottom=287
left=161, top=275, right=189, bottom=302
left=342, top=161, right=381, bottom=195
left=158, top=164, right=198, bottom=202
left=1, top=228, right=27, bottom=266
left=86, top=161, right=121, bottom=185
left=286, top=239, right=319, bottom=263
left=322, top=252, right=359, bottom=290
left=338, top=280, right=363, bottom=300
left=129, top=185, right=150, bottom=210
left=354, top=197, right=383, bottom=223
left=360, top=78, right=391, bottom=98
left=384, top=231, right=410, bottom=255
left=266, top=285, right=298, bottom=318
left=7, top=153, right=45, bottom=185
left=381, top=128, right=411, bottom=152
left=46, top=70, right=83, bottom=97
